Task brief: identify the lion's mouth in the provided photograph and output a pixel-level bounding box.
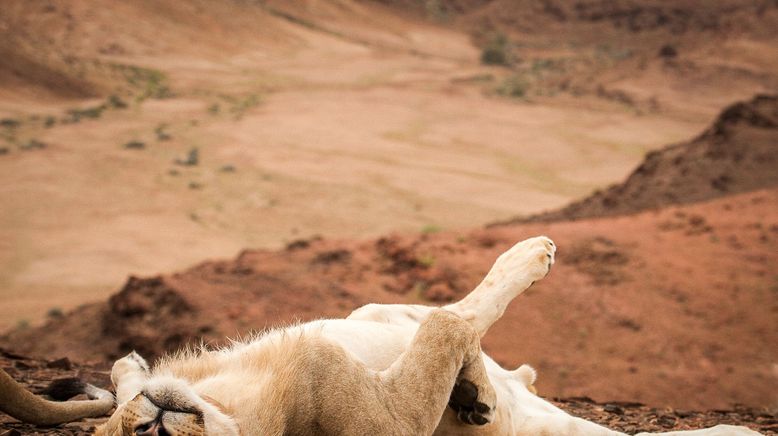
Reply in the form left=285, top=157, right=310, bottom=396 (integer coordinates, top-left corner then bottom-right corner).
left=130, top=390, right=204, bottom=436
left=134, top=415, right=171, bottom=436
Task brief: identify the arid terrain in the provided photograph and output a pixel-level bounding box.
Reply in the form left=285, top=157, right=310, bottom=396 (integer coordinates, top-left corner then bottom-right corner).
left=2, top=0, right=776, bottom=330
left=1, top=0, right=777, bottom=434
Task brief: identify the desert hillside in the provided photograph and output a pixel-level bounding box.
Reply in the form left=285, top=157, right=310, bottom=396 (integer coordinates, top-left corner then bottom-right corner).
left=498, top=93, right=778, bottom=223
left=1, top=2, right=777, bottom=434
left=5, top=188, right=777, bottom=411
left=2, top=0, right=777, bottom=330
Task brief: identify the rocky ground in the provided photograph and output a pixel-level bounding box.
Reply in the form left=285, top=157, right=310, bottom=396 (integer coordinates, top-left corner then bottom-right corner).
left=2, top=349, right=775, bottom=435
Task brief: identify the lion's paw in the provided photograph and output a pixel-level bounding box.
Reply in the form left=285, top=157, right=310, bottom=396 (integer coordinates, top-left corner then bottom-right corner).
left=110, top=351, right=149, bottom=386
left=448, top=378, right=496, bottom=426
left=489, top=236, right=556, bottom=288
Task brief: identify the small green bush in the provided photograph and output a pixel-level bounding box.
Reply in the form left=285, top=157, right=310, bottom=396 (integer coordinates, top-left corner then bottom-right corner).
left=481, top=33, right=512, bottom=66
left=20, top=139, right=47, bottom=150
left=155, top=124, right=172, bottom=141
left=0, top=118, right=21, bottom=128
left=47, top=307, right=64, bottom=318
left=421, top=224, right=442, bottom=234
left=123, top=140, right=146, bottom=150
left=175, top=147, right=199, bottom=166
left=64, top=105, right=106, bottom=123
left=495, top=75, right=529, bottom=98
left=107, top=94, right=128, bottom=109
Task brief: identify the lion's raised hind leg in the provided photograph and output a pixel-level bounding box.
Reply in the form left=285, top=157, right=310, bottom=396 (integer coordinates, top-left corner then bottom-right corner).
left=348, top=236, right=556, bottom=339
left=444, top=236, right=555, bottom=337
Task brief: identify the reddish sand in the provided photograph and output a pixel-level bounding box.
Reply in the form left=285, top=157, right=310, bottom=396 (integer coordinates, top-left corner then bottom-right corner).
left=0, top=0, right=777, bottom=419
left=4, top=188, right=777, bottom=411
left=1, top=1, right=777, bottom=330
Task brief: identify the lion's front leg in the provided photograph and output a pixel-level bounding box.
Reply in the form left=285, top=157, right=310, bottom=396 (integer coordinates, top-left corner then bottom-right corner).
left=311, top=310, right=495, bottom=436
left=377, top=309, right=496, bottom=434
left=110, top=351, right=150, bottom=405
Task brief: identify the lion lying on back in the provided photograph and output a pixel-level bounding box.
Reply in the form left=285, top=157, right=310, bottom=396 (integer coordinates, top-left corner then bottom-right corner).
left=0, top=237, right=762, bottom=435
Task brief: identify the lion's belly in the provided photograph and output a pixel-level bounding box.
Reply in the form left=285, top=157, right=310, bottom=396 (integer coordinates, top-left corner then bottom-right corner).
left=312, top=319, right=417, bottom=370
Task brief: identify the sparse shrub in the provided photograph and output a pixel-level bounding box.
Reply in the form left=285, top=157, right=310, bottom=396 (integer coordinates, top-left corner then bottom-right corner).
left=64, top=105, right=106, bottom=123
left=0, top=146, right=9, bottom=155
left=44, top=116, right=56, bottom=128
left=207, top=103, right=220, bottom=115
left=123, top=140, right=146, bottom=150
left=425, top=0, right=448, bottom=21
left=659, top=44, right=678, bottom=58
left=155, top=124, right=172, bottom=141
left=107, top=94, right=128, bottom=109
left=47, top=307, right=64, bottom=318
left=220, top=164, right=236, bottom=173
left=531, top=58, right=556, bottom=73
left=0, top=118, right=21, bottom=128
left=175, top=147, right=199, bottom=166
left=495, top=75, right=529, bottom=98
left=16, top=319, right=29, bottom=330
left=19, top=139, right=47, bottom=150
left=417, top=253, right=436, bottom=267
left=421, top=224, right=442, bottom=234
left=481, top=33, right=512, bottom=66
left=121, top=65, right=172, bottom=100
left=595, top=44, right=633, bottom=62
left=229, top=94, right=262, bottom=119
left=188, top=181, right=202, bottom=190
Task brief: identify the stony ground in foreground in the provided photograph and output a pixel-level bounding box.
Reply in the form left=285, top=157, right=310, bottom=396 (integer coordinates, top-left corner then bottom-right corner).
left=1, top=349, right=775, bottom=436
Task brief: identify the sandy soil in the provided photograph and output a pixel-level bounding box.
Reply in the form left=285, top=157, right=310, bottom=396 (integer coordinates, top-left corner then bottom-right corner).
left=2, top=1, right=776, bottom=330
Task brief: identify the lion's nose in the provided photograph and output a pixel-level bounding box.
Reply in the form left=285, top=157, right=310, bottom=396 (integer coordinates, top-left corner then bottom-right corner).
left=135, top=420, right=170, bottom=436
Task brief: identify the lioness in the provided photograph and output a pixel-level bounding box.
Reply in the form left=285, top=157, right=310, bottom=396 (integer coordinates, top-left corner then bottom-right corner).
left=0, top=237, right=762, bottom=435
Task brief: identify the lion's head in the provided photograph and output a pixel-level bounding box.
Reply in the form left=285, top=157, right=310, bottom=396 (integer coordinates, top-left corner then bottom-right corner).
left=95, top=353, right=238, bottom=436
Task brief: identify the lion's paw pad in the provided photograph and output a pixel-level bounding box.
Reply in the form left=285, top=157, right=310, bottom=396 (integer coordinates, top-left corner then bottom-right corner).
left=449, top=380, right=494, bottom=426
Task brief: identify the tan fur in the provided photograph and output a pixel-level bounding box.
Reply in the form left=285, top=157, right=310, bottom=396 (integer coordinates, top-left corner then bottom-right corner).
left=96, top=310, right=494, bottom=435
left=0, top=368, right=113, bottom=425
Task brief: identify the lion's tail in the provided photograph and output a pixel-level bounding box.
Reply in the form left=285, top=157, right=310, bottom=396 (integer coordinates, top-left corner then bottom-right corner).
left=0, top=368, right=114, bottom=425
